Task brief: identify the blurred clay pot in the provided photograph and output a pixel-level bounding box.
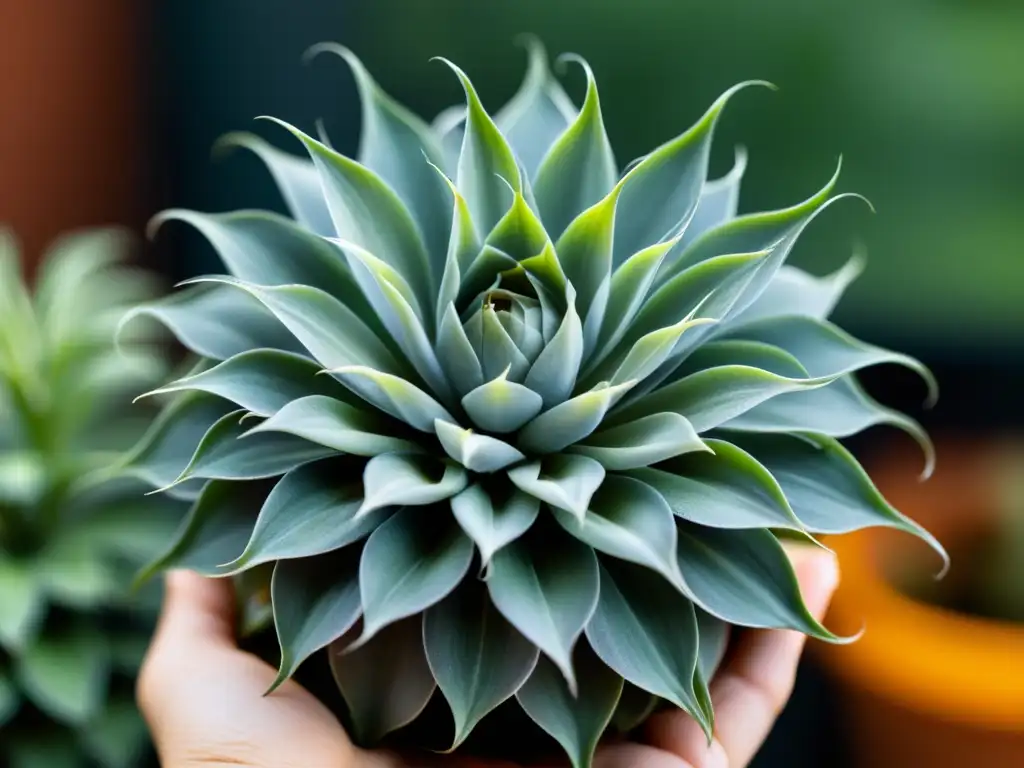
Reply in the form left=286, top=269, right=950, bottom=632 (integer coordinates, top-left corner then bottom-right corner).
left=816, top=436, right=1024, bottom=767
left=0, top=1, right=149, bottom=276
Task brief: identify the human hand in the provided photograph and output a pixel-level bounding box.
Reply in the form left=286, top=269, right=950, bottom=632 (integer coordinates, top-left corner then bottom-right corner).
left=137, top=545, right=839, bottom=768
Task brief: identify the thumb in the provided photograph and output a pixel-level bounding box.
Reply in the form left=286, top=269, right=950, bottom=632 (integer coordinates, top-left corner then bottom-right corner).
left=152, top=569, right=238, bottom=650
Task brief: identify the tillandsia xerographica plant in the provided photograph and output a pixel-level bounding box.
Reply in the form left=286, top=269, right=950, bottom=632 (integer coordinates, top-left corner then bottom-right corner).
left=0, top=228, right=181, bottom=767
left=121, top=40, right=947, bottom=767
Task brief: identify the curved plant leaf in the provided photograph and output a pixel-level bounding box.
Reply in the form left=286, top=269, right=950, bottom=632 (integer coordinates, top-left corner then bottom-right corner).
left=571, top=412, right=709, bottom=470
left=507, top=454, right=605, bottom=521
left=487, top=533, right=600, bottom=693
left=358, top=454, right=468, bottom=517
left=424, top=581, right=539, bottom=749
left=434, top=420, right=526, bottom=474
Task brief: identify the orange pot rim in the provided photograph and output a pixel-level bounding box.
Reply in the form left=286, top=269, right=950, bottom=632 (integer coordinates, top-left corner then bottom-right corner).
left=821, top=528, right=1024, bottom=731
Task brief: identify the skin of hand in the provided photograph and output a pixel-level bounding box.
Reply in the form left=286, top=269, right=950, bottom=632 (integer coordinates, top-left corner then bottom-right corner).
left=137, top=544, right=839, bottom=768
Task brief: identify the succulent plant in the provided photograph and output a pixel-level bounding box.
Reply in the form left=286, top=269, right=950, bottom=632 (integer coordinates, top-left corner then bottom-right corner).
left=122, top=40, right=946, bottom=768
left=0, top=228, right=180, bottom=767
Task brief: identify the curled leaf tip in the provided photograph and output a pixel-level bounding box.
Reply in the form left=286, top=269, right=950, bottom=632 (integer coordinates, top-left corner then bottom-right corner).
left=302, top=40, right=352, bottom=66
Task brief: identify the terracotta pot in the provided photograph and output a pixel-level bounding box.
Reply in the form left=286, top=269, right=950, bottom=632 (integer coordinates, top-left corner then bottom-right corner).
left=0, top=1, right=148, bottom=277
left=816, top=436, right=1024, bottom=767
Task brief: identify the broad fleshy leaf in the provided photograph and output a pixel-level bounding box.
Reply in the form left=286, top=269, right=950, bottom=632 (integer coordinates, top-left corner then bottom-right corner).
left=331, top=365, right=454, bottom=432
left=487, top=532, right=600, bottom=692
left=627, top=438, right=805, bottom=530
left=518, top=381, right=636, bottom=454
left=355, top=509, right=474, bottom=644
left=461, top=372, right=544, bottom=433
left=330, top=617, right=436, bottom=744
left=358, top=454, right=468, bottom=517
left=0, top=560, right=44, bottom=651
left=675, top=523, right=839, bottom=640
left=450, top=484, right=540, bottom=569
left=269, top=547, right=362, bottom=692
left=516, top=642, right=624, bottom=768
left=585, top=561, right=707, bottom=732
left=507, top=454, right=605, bottom=521
left=424, top=581, right=540, bottom=749
left=245, top=395, right=417, bottom=456
left=226, top=461, right=387, bottom=573
left=534, top=56, right=617, bottom=240
left=552, top=474, right=685, bottom=590
left=571, top=412, right=709, bottom=470
left=435, top=419, right=526, bottom=473
left=16, top=629, right=110, bottom=725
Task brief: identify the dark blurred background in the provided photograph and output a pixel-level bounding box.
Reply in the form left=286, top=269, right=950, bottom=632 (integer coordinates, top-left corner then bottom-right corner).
left=3, top=1, right=1023, bottom=765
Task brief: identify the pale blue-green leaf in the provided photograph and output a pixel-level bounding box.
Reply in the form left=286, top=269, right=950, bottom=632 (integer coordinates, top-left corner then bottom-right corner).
left=263, top=117, right=435, bottom=310
left=118, top=284, right=302, bottom=361
left=214, top=131, right=334, bottom=235
left=507, top=454, right=606, bottom=521
left=726, top=314, right=938, bottom=407
left=571, top=412, right=709, bottom=471
left=720, top=191, right=872, bottom=327
left=180, top=276, right=403, bottom=376
left=225, top=461, right=388, bottom=573
left=484, top=187, right=549, bottom=262
left=16, top=629, right=109, bottom=725
left=516, top=642, right=624, bottom=768
left=628, top=438, right=804, bottom=530
left=330, top=365, right=454, bottom=432
left=433, top=168, right=481, bottom=330
left=436, top=303, right=485, bottom=395
left=607, top=365, right=836, bottom=434
left=136, top=349, right=345, bottom=418
left=613, top=82, right=768, bottom=267
left=519, top=240, right=567, bottom=297
left=523, top=283, right=583, bottom=407
left=517, top=380, right=636, bottom=454
left=674, top=338, right=808, bottom=379
left=534, top=55, right=617, bottom=240
left=0, top=560, right=44, bottom=650
left=461, top=371, right=543, bottom=433
left=675, top=523, right=839, bottom=640
left=588, top=250, right=767, bottom=390
left=425, top=581, right=540, bottom=749
left=330, top=237, right=453, bottom=396
left=581, top=273, right=611, bottom=359
left=720, top=375, right=935, bottom=479
left=432, top=104, right=466, bottom=175
left=148, top=209, right=380, bottom=331
left=330, top=617, right=436, bottom=744
left=137, top=480, right=262, bottom=580
left=450, top=484, right=540, bottom=569
left=585, top=238, right=680, bottom=377
left=494, top=37, right=577, bottom=179
left=665, top=158, right=842, bottom=280
left=729, top=433, right=947, bottom=573
left=678, top=146, right=748, bottom=250
left=696, top=608, right=730, bottom=682
left=268, top=547, right=362, bottom=692
left=435, top=57, right=521, bottom=233
left=119, top=392, right=237, bottom=490
left=608, top=316, right=717, bottom=386
left=464, top=304, right=531, bottom=382
left=732, top=255, right=864, bottom=326
left=244, top=394, right=417, bottom=457
left=552, top=474, right=685, bottom=590
left=307, top=45, right=451, bottom=270
left=435, top=419, right=526, bottom=474
left=166, top=409, right=335, bottom=488
left=487, top=534, right=600, bottom=693
left=354, top=509, right=473, bottom=644
left=585, top=561, right=706, bottom=732
left=358, top=454, right=468, bottom=518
